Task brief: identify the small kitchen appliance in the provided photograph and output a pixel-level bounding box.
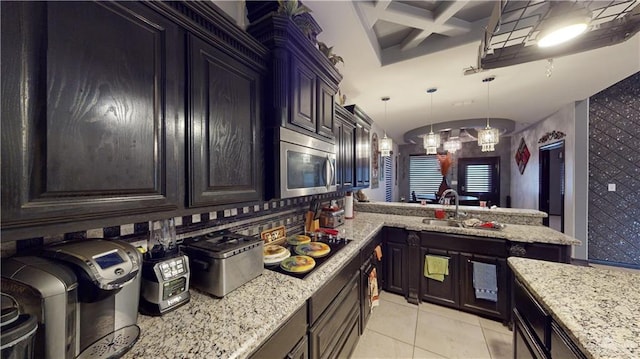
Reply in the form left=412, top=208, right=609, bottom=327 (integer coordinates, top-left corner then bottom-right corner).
left=181, top=230, right=263, bottom=297
left=319, top=207, right=345, bottom=228
left=139, top=219, right=190, bottom=316
left=40, top=239, right=141, bottom=359
left=1, top=256, right=78, bottom=359
left=1, top=293, right=38, bottom=359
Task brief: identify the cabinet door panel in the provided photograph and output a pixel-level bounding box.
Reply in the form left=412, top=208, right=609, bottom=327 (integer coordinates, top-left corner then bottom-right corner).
left=291, top=58, right=316, bottom=133
left=1, top=1, right=180, bottom=231
left=420, top=247, right=459, bottom=307
left=316, top=79, right=335, bottom=139
left=384, top=242, right=407, bottom=295
left=188, top=34, right=262, bottom=206
left=342, top=122, right=355, bottom=188
left=459, top=253, right=508, bottom=320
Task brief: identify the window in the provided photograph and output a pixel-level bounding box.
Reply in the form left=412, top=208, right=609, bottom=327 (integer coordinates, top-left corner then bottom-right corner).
left=458, top=157, right=500, bottom=206
left=409, top=155, right=442, bottom=198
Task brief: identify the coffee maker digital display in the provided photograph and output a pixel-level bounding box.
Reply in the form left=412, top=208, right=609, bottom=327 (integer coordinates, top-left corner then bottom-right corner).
left=93, top=251, right=125, bottom=269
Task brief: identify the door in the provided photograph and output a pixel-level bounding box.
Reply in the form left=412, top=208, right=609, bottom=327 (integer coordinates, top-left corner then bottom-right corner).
left=539, top=141, right=565, bottom=232
left=1, top=1, right=181, bottom=234
left=384, top=241, right=407, bottom=295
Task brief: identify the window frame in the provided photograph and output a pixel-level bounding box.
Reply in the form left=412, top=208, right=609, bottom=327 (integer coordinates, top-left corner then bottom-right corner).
left=457, top=156, right=500, bottom=206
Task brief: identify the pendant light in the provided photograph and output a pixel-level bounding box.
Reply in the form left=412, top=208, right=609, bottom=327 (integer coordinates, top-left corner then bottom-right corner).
left=423, top=88, right=439, bottom=155
left=477, top=76, right=499, bottom=152
left=379, top=97, right=393, bottom=157
left=443, top=130, right=462, bottom=154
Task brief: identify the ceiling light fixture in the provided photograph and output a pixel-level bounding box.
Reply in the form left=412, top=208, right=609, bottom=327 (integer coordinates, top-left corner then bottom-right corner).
left=380, top=97, right=393, bottom=157
left=444, top=130, right=461, bottom=154
left=477, top=76, right=499, bottom=152
left=423, top=88, right=440, bottom=155
left=538, top=6, right=591, bottom=48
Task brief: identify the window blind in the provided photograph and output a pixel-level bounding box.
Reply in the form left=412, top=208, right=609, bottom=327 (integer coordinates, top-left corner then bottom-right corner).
left=465, top=164, right=492, bottom=193
left=409, top=155, right=441, bottom=196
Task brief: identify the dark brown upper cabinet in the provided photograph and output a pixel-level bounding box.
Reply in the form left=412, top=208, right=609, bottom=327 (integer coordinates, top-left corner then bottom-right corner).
left=245, top=7, right=342, bottom=142
left=1, top=1, right=182, bottom=238
left=335, top=105, right=356, bottom=190
left=187, top=34, right=263, bottom=207
left=345, top=105, right=372, bottom=188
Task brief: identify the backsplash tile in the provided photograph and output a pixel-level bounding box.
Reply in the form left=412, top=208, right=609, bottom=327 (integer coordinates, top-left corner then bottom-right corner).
left=0, top=192, right=345, bottom=257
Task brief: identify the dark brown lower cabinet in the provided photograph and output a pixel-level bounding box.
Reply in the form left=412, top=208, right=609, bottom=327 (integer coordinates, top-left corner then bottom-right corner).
left=513, top=278, right=586, bottom=359
left=420, top=247, right=459, bottom=307
left=309, top=272, right=360, bottom=359
left=459, top=253, right=508, bottom=320
left=249, top=305, right=308, bottom=359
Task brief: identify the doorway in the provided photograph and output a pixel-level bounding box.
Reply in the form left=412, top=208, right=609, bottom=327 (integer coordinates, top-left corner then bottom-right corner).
left=539, top=141, right=565, bottom=232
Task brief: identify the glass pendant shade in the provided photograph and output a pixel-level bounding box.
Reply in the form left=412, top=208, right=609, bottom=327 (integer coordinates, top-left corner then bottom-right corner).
left=380, top=133, right=392, bottom=157
left=477, top=126, right=500, bottom=152
left=424, top=131, right=440, bottom=155
left=444, top=138, right=461, bottom=154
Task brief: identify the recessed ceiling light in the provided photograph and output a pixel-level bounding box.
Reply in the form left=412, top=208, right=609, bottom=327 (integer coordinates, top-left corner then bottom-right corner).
left=538, top=7, right=591, bottom=48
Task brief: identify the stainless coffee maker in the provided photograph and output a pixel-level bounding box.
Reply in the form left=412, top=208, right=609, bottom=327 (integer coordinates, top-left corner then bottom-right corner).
left=1, top=256, right=78, bottom=359
left=41, top=239, right=142, bottom=359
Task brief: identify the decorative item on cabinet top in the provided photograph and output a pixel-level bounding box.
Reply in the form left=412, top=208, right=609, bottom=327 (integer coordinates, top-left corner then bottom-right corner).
left=3, top=192, right=346, bottom=258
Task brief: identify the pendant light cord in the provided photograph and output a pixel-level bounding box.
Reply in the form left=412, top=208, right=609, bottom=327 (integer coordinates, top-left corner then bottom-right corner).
left=486, top=79, right=490, bottom=128
left=430, top=92, right=434, bottom=132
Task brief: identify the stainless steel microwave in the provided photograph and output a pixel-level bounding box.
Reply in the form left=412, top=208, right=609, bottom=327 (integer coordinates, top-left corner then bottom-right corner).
left=279, top=127, right=336, bottom=199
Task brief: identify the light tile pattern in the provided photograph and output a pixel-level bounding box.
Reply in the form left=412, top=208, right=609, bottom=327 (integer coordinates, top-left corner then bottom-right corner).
left=352, top=291, right=512, bottom=359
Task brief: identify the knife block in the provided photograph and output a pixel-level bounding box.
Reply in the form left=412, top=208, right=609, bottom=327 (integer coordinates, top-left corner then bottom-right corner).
left=305, top=212, right=319, bottom=233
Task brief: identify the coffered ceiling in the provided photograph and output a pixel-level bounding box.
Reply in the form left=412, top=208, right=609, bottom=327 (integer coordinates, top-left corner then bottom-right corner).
left=303, top=0, right=640, bottom=145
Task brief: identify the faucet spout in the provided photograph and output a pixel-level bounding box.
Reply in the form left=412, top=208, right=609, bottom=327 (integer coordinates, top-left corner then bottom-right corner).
left=439, top=189, right=460, bottom=220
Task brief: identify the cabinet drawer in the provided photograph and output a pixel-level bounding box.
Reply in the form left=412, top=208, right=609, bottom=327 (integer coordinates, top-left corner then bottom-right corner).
left=308, top=255, right=359, bottom=325
left=514, top=279, right=550, bottom=351
left=551, top=322, right=585, bottom=359
left=249, top=304, right=307, bottom=359
left=309, top=273, right=360, bottom=359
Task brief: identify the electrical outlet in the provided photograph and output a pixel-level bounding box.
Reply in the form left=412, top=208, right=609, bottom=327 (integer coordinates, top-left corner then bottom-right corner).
left=608, top=183, right=616, bottom=192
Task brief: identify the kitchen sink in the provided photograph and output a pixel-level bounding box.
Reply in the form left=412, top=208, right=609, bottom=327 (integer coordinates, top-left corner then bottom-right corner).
left=422, top=219, right=462, bottom=227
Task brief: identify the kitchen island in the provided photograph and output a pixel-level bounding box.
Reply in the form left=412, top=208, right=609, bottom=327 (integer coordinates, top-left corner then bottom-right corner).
left=509, top=257, right=640, bottom=358
left=125, top=212, right=579, bottom=359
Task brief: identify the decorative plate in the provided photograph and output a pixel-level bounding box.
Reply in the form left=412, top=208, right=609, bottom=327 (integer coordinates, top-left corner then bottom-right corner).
left=294, top=242, right=331, bottom=258
left=287, top=235, right=311, bottom=246
left=280, top=255, right=316, bottom=273
left=264, top=249, right=290, bottom=266
left=263, top=244, right=288, bottom=260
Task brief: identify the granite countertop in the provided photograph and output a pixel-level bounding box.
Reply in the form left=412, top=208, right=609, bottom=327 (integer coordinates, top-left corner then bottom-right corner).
left=355, top=201, right=548, bottom=226
left=508, top=257, right=640, bottom=359
left=125, top=212, right=579, bottom=359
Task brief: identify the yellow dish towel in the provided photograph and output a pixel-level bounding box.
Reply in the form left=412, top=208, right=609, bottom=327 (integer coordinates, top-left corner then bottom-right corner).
left=424, top=255, right=449, bottom=282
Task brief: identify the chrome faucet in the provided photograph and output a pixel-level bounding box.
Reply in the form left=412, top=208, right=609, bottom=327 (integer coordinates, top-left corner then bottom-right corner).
left=439, top=189, right=459, bottom=220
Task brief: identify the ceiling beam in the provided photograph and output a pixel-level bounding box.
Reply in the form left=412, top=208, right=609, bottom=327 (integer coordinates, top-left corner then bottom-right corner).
left=400, top=1, right=470, bottom=51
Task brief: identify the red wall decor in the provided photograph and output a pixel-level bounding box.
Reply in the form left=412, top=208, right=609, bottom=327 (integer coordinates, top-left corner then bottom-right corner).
left=515, top=137, right=530, bottom=174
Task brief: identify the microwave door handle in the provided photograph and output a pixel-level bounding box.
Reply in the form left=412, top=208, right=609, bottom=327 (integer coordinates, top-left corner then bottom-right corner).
left=325, top=155, right=334, bottom=190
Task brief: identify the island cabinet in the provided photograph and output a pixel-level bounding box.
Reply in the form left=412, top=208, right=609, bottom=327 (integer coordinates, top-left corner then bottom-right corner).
left=420, top=232, right=509, bottom=321
left=334, top=105, right=356, bottom=190
left=344, top=105, right=373, bottom=189
left=0, top=1, right=182, bottom=238
left=513, top=279, right=586, bottom=359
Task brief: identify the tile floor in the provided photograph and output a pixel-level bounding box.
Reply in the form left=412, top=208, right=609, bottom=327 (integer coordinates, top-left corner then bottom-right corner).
left=351, top=291, right=512, bottom=359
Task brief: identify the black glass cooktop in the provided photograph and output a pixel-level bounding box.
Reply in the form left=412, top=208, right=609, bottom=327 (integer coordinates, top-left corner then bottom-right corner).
left=264, top=235, right=352, bottom=280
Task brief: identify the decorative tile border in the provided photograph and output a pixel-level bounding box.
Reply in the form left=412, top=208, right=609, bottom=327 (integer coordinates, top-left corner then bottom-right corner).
left=2, top=192, right=346, bottom=257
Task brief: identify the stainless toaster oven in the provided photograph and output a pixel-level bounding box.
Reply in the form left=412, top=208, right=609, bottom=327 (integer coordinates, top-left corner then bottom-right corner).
left=181, top=231, right=263, bottom=297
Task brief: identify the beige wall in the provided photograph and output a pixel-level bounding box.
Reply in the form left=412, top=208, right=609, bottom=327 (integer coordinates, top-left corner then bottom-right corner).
left=510, top=103, right=577, bottom=240
left=362, top=122, right=400, bottom=202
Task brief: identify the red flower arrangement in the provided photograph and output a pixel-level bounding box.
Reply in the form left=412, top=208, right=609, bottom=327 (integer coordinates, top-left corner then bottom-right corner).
left=436, top=153, right=452, bottom=175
